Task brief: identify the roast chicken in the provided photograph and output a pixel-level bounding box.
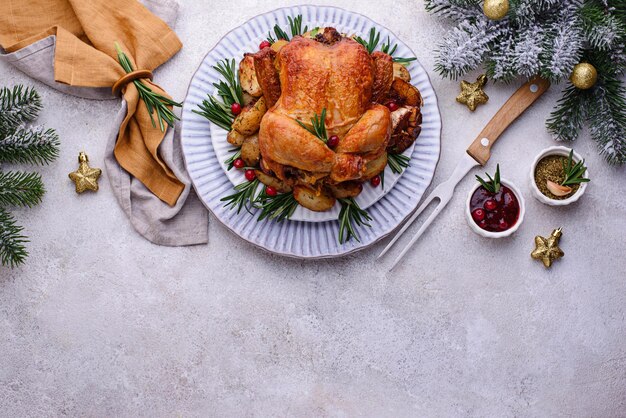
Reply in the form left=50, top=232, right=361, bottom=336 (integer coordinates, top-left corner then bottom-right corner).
left=230, top=27, right=422, bottom=212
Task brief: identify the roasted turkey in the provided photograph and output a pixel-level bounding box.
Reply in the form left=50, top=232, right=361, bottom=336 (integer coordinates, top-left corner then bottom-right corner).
left=231, top=27, right=422, bottom=212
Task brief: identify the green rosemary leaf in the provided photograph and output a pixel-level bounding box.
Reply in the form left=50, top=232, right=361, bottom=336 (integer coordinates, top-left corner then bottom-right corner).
left=296, top=108, right=328, bottom=143
left=221, top=179, right=259, bottom=214
left=560, top=150, right=590, bottom=186
left=338, top=198, right=372, bottom=244
left=255, top=188, right=299, bottom=222
left=475, top=164, right=501, bottom=193
left=387, top=152, right=410, bottom=174
left=224, top=148, right=242, bottom=170
left=114, top=42, right=181, bottom=132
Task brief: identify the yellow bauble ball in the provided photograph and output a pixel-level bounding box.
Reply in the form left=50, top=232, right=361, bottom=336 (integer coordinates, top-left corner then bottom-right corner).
left=570, top=63, right=598, bottom=90
left=483, top=0, right=509, bottom=20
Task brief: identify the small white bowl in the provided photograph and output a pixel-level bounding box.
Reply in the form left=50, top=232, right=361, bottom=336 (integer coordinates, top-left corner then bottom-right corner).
left=529, top=146, right=589, bottom=206
left=465, top=178, right=526, bottom=238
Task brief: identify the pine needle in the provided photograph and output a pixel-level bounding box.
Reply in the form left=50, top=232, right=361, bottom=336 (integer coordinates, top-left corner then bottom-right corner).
left=0, top=85, right=42, bottom=131
left=0, top=126, right=60, bottom=165
left=0, top=171, right=45, bottom=208
left=0, top=207, right=28, bottom=267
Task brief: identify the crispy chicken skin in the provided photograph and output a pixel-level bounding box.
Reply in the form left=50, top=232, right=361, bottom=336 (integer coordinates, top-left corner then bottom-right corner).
left=253, top=48, right=281, bottom=107
left=258, top=28, right=392, bottom=184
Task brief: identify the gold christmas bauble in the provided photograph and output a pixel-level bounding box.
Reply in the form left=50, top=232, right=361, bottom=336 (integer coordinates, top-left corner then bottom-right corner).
left=483, top=0, right=509, bottom=20
left=570, top=63, right=598, bottom=90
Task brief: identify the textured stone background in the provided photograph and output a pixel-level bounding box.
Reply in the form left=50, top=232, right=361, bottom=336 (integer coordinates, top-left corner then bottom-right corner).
left=1, top=0, right=625, bottom=416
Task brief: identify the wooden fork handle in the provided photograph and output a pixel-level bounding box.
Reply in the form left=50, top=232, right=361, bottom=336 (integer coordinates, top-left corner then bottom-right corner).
left=466, top=76, right=550, bottom=166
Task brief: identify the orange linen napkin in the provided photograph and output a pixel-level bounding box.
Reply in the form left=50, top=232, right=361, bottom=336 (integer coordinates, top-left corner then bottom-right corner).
left=0, top=0, right=184, bottom=206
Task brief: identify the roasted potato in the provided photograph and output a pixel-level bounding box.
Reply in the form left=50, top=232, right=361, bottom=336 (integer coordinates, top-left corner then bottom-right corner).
left=393, top=62, right=411, bottom=82
left=232, top=97, right=267, bottom=136
left=239, top=55, right=263, bottom=97
left=271, top=39, right=288, bottom=53
left=227, top=129, right=246, bottom=147
left=362, top=152, right=387, bottom=180
left=293, top=185, right=336, bottom=212
left=390, top=78, right=423, bottom=107
left=241, top=134, right=260, bottom=167
left=255, top=170, right=292, bottom=193
left=329, top=181, right=363, bottom=199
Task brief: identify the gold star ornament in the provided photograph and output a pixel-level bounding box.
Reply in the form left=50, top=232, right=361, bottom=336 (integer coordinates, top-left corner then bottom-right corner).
left=69, top=152, right=102, bottom=193
left=531, top=228, right=564, bottom=268
left=456, top=74, right=489, bottom=111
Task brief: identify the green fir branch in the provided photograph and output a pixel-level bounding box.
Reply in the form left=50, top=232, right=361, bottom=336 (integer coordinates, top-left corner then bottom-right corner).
left=0, top=126, right=60, bottom=165
left=0, top=171, right=45, bottom=208
left=0, top=207, right=28, bottom=268
left=0, top=85, right=41, bottom=132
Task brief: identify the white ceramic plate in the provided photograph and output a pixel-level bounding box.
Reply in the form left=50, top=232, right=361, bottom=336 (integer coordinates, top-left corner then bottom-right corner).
left=181, top=5, right=441, bottom=258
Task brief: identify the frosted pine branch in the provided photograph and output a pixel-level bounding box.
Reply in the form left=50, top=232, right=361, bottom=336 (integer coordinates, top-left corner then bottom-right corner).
left=586, top=80, right=626, bottom=164
left=435, top=19, right=503, bottom=79
left=0, top=86, right=42, bottom=132
left=0, top=125, right=60, bottom=165
left=540, top=10, right=584, bottom=81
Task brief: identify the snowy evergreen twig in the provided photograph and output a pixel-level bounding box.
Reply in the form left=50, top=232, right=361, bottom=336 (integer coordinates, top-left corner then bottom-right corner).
left=0, top=85, right=59, bottom=267
left=426, top=0, right=626, bottom=164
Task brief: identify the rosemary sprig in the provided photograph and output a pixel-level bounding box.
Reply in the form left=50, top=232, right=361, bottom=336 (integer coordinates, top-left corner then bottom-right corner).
left=255, top=188, right=299, bottom=222
left=338, top=198, right=372, bottom=244
left=213, top=59, right=244, bottom=106
left=194, top=95, right=233, bottom=131
left=288, top=15, right=308, bottom=37
left=387, top=152, right=410, bottom=174
left=355, top=30, right=417, bottom=65
left=225, top=148, right=242, bottom=170
left=475, top=164, right=501, bottom=194
left=267, top=15, right=308, bottom=44
left=296, top=109, right=328, bottom=143
left=221, top=179, right=259, bottom=214
left=355, top=28, right=381, bottom=54
left=561, top=150, right=590, bottom=186
left=193, top=59, right=244, bottom=131
left=114, top=43, right=181, bottom=132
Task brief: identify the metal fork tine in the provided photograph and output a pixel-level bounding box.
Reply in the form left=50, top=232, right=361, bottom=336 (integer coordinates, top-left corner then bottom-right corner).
left=388, top=197, right=450, bottom=270
left=377, top=190, right=439, bottom=259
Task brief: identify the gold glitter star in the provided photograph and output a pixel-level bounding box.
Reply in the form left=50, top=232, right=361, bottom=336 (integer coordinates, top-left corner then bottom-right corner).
left=456, top=74, right=489, bottom=111
left=68, top=152, right=102, bottom=193
left=531, top=228, right=565, bottom=268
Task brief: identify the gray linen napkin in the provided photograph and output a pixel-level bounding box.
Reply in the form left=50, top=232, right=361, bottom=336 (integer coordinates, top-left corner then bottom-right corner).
left=0, top=0, right=209, bottom=246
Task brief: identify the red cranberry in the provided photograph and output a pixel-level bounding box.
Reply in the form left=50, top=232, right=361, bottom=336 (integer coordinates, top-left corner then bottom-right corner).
left=484, top=199, right=497, bottom=211
left=231, top=103, right=242, bottom=115
left=327, top=135, right=339, bottom=148
left=387, top=101, right=399, bottom=112
left=259, top=40, right=271, bottom=50
left=370, top=175, right=381, bottom=187
left=479, top=220, right=487, bottom=230
left=233, top=158, right=245, bottom=169
left=265, top=186, right=277, bottom=196
left=244, top=169, right=256, bottom=181
left=498, top=219, right=509, bottom=231
left=471, top=208, right=485, bottom=222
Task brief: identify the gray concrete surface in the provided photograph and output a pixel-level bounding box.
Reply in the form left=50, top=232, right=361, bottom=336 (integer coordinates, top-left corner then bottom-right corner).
left=1, top=0, right=625, bottom=416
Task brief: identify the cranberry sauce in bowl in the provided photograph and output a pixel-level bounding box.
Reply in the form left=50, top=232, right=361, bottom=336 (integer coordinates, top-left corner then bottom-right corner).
left=469, top=185, right=520, bottom=232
